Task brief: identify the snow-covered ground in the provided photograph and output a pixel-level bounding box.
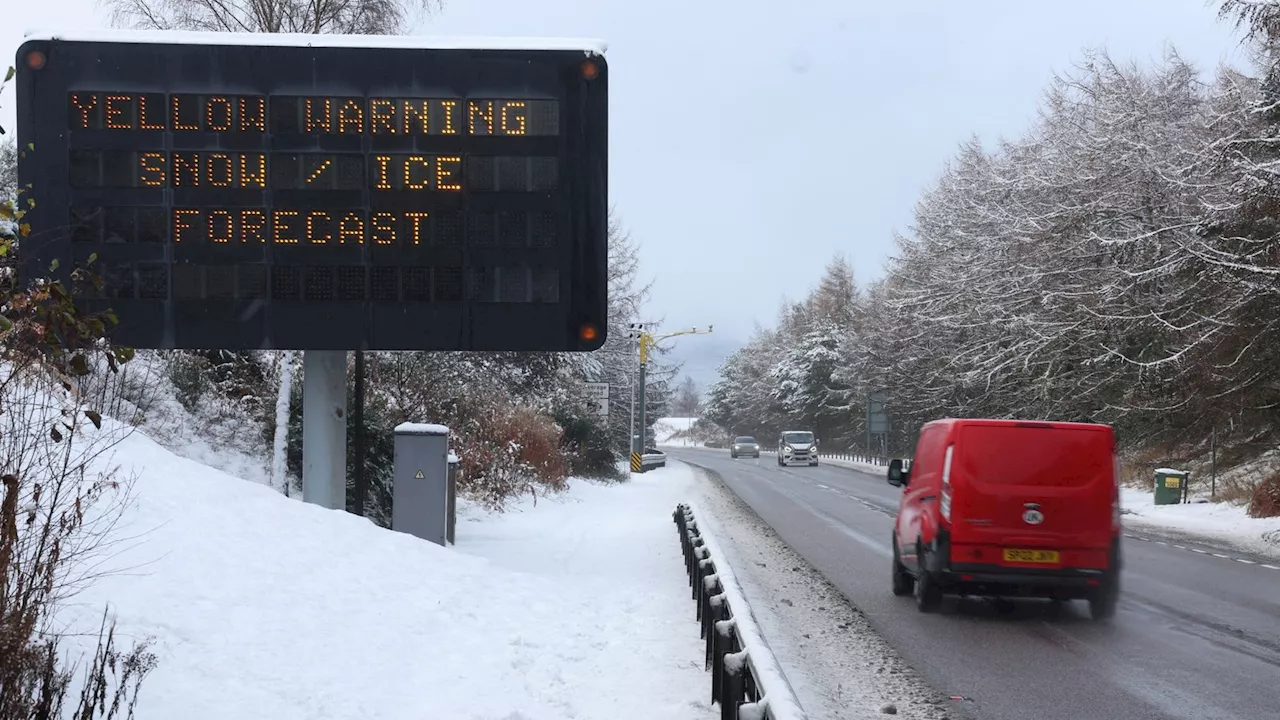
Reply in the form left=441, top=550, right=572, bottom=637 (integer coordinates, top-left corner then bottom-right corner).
left=58, top=417, right=717, bottom=719
left=654, top=416, right=698, bottom=446
left=1120, top=487, right=1280, bottom=557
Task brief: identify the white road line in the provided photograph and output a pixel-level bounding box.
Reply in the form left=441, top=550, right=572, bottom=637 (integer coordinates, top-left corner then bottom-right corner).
left=1191, top=548, right=1208, bottom=553
left=1212, top=553, right=1230, bottom=559
left=1235, top=558, right=1257, bottom=564
left=1262, top=564, right=1280, bottom=571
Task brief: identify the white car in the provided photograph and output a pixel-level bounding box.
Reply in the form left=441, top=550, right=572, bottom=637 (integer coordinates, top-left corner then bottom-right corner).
left=777, top=431, right=818, bottom=466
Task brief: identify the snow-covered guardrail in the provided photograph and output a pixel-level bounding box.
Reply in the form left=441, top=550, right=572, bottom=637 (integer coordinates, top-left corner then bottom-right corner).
left=642, top=450, right=667, bottom=469
left=758, top=448, right=900, bottom=467
left=673, top=504, right=807, bottom=720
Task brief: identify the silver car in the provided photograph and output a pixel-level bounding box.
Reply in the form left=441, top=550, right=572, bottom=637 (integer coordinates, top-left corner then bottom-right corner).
left=730, top=436, right=760, bottom=458
left=777, top=430, right=819, bottom=466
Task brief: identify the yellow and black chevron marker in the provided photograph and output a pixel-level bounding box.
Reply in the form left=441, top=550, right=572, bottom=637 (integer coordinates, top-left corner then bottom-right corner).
left=630, top=452, right=642, bottom=472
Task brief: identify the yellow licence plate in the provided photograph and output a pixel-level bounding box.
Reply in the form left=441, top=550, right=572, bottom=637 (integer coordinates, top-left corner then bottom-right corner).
left=1003, top=548, right=1060, bottom=564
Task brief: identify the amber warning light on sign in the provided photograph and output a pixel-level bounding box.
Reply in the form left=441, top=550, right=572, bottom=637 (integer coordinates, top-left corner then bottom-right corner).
left=15, top=33, right=608, bottom=353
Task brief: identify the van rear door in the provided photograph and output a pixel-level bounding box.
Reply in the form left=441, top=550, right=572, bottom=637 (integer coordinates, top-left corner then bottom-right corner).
left=950, top=422, right=1115, bottom=554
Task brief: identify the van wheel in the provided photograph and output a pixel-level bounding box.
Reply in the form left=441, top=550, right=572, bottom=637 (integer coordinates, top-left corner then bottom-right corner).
left=1088, top=577, right=1120, bottom=621
left=891, top=536, right=914, bottom=596
left=914, top=541, right=942, bottom=612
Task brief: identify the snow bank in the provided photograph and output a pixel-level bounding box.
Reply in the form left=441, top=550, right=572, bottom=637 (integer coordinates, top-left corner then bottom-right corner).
left=655, top=417, right=699, bottom=446
left=62, top=418, right=715, bottom=719
left=76, top=351, right=279, bottom=489
left=1121, top=488, right=1280, bottom=556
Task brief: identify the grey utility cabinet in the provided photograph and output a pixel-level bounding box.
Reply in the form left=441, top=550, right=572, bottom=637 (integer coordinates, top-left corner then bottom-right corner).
left=392, top=422, right=451, bottom=546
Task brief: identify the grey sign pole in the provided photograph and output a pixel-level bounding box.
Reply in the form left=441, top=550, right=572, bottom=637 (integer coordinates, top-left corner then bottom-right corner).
left=635, top=361, right=647, bottom=453
left=868, top=390, right=890, bottom=458
left=392, top=423, right=451, bottom=546
left=302, top=350, right=348, bottom=510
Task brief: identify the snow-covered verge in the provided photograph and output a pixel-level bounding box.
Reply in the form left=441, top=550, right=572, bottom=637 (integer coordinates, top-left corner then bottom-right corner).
left=58, top=416, right=717, bottom=719
left=684, top=462, right=952, bottom=720
left=655, top=416, right=698, bottom=445
left=1121, top=488, right=1280, bottom=558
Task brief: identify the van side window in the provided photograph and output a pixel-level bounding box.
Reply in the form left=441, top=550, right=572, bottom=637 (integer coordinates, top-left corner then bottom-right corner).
left=912, top=426, right=948, bottom=489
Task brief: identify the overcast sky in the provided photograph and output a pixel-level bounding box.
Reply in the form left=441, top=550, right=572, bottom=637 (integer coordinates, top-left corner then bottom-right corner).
left=3, top=0, right=1249, bottom=362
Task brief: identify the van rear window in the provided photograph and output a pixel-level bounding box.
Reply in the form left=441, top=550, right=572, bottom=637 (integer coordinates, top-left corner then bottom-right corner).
left=956, top=425, right=1110, bottom=487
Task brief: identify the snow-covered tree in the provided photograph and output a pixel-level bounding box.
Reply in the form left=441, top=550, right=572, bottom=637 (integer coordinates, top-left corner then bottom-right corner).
left=104, top=0, right=442, bottom=34
left=707, top=28, right=1280, bottom=496
left=0, top=139, right=15, bottom=207
left=671, top=376, right=702, bottom=416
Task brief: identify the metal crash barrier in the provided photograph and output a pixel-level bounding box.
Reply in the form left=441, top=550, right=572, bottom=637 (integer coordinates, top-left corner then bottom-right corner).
left=631, top=449, right=668, bottom=473
left=673, top=504, right=807, bottom=720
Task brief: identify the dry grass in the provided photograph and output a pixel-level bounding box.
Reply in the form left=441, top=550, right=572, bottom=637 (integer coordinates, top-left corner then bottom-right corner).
left=1248, top=472, right=1280, bottom=519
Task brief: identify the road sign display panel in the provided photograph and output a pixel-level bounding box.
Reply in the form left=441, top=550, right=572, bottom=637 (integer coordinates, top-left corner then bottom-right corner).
left=16, top=33, right=608, bottom=351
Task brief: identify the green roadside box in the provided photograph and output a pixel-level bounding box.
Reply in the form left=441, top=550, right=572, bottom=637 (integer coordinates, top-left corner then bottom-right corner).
left=1154, top=468, right=1188, bottom=505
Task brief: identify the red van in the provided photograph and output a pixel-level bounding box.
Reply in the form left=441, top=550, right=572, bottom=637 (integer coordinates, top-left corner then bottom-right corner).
left=887, top=419, right=1121, bottom=620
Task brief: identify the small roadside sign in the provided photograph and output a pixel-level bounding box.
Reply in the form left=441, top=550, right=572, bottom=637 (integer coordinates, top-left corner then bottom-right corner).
left=590, top=398, right=609, bottom=417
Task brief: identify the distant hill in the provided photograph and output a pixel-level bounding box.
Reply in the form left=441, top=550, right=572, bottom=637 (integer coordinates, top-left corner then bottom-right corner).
left=661, top=334, right=743, bottom=390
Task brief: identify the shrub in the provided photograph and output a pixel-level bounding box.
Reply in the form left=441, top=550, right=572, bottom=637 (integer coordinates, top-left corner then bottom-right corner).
left=554, top=407, right=622, bottom=481
left=455, top=400, right=568, bottom=511
left=1, top=81, right=157, bottom=716
left=1248, top=472, right=1280, bottom=519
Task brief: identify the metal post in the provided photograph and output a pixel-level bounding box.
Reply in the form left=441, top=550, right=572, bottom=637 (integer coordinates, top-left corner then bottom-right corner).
left=866, top=397, right=871, bottom=458
left=353, top=350, right=366, bottom=516
left=1210, top=426, right=1217, bottom=499
left=629, top=337, right=638, bottom=454
left=302, top=350, right=348, bottom=510
left=637, top=360, right=648, bottom=454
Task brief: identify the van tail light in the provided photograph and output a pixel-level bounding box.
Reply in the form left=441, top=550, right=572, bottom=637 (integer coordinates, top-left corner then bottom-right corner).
left=1112, top=455, right=1122, bottom=529
left=940, top=445, right=954, bottom=521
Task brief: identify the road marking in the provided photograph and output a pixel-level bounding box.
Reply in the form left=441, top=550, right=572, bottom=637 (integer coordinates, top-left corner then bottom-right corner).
left=1123, top=529, right=1277, bottom=570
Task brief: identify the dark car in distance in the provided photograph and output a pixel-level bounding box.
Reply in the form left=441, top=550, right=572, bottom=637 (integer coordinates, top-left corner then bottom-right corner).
left=731, top=436, right=760, bottom=459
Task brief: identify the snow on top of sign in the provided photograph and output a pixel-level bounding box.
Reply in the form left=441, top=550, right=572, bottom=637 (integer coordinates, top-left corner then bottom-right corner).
left=22, top=28, right=607, bottom=55
left=394, top=422, right=450, bottom=436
